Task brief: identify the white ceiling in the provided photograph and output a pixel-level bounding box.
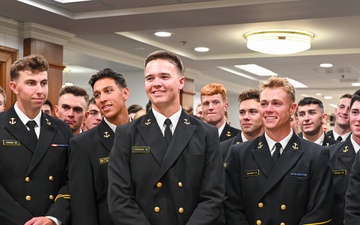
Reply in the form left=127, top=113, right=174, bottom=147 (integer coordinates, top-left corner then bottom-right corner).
left=2, top=0, right=360, bottom=115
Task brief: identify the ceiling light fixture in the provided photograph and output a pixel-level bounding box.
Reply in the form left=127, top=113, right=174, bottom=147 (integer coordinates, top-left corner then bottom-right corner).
left=54, top=0, right=91, bottom=3
left=154, top=31, right=173, bottom=37
left=235, top=64, right=277, bottom=76
left=245, top=29, right=314, bottom=55
left=320, top=63, right=333, bottom=68
left=194, top=47, right=210, bottom=52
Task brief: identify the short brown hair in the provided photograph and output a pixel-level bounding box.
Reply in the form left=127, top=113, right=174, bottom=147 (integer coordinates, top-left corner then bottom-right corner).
left=200, top=83, right=227, bottom=102
left=58, top=86, right=89, bottom=106
left=10, top=54, right=49, bottom=81
left=145, top=50, right=184, bottom=76
left=238, top=89, right=260, bottom=103
left=260, top=76, right=295, bottom=102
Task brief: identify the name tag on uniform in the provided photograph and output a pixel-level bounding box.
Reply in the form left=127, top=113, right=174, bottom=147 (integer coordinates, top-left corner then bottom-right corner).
left=99, top=157, right=109, bottom=164
left=132, top=146, right=150, bottom=154
left=291, top=172, right=307, bottom=177
left=333, top=170, right=347, bottom=176
left=51, top=144, right=68, bottom=148
left=245, top=169, right=260, bottom=177
left=2, top=140, right=21, bottom=146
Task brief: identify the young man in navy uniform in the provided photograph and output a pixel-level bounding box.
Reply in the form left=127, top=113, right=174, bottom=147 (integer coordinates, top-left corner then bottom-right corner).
left=200, top=83, right=240, bottom=142
left=0, top=54, right=72, bottom=225
left=108, top=50, right=224, bottom=225
left=68, top=68, right=131, bottom=225
left=220, top=89, right=264, bottom=161
left=224, top=76, right=333, bottom=225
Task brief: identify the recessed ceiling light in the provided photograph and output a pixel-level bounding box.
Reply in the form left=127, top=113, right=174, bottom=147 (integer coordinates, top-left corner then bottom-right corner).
left=352, top=83, right=360, bottom=87
left=329, top=104, right=338, bottom=108
left=324, top=96, right=333, bottom=100
left=316, top=93, right=322, bottom=96
left=54, top=0, right=91, bottom=3
left=320, top=63, right=333, bottom=68
left=154, top=32, right=173, bottom=37
left=286, top=78, right=307, bottom=88
left=235, top=64, right=277, bottom=76
left=194, top=47, right=210, bottom=52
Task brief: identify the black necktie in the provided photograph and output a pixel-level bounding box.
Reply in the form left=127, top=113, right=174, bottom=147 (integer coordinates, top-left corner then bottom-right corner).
left=337, top=136, right=343, bottom=142
left=164, top=119, right=172, bottom=146
left=27, top=120, right=37, bottom=149
left=273, top=142, right=282, bottom=163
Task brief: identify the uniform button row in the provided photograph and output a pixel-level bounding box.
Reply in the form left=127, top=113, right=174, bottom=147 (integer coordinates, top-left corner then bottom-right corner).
left=25, top=176, right=54, bottom=182
left=257, top=202, right=286, bottom=210
left=154, top=206, right=184, bottom=213
left=156, top=181, right=183, bottom=188
left=256, top=219, right=285, bottom=225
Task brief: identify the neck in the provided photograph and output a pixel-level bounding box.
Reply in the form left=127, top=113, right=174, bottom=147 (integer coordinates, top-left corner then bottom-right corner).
left=243, top=127, right=264, bottom=141
left=334, top=124, right=351, bottom=135
left=107, top=110, right=130, bottom=126
left=265, top=126, right=291, bottom=142
left=153, top=103, right=180, bottom=118
left=303, top=130, right=323, bottom=142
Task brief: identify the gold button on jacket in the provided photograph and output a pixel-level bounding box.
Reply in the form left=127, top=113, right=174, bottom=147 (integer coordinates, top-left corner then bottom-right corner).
left=178, top=207, right=184, bottom=213
left=49, top=176, right=54, bottom=181
left=156, top=182, right=162, bottom=188
left=154, top=206, right=160, bottom=213
left=178, top=182, right=183, bottom=187
left=49, top=195, right=54, bottom=200
left=258, top=202, right=264, bottom=208
left=281, top=204, right=286, bottom=210
left=256, top=219, right=262, bottom=225
left=25, top=195, right=31, bottom=201
left=25, top=177, right=30, bottom=182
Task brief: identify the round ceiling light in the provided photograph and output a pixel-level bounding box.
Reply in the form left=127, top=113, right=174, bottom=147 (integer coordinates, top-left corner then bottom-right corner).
left=194, top=47, right=210, bottom=52
left=245, top=29, right=314, bottom=55
left=154, top=31, right=173, bottom=37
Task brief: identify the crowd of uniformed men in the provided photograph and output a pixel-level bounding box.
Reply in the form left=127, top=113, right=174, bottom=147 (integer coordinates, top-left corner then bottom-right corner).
left=1, top=51, right=360, bottom=225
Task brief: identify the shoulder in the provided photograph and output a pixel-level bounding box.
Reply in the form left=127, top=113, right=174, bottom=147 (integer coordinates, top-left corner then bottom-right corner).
left=71, top=124, right=101, bottom=142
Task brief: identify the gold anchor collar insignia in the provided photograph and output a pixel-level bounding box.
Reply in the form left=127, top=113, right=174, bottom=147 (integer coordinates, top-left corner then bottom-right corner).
left=184, top=119, right=190, bottom=125
left=226, top=131, right=232, bottom=137
left=104, top=131, right=110, bottom=138
left=343, top=146, right=349, bottom=153
left=258, top=142, right=263, bottom=149
left=145, top=119, right=151, bottom=125
left=45, top=118, right=52, bottom=125
left=292, top=143, right=299, bottom=150
left=9, top=118, right=16, bottom=125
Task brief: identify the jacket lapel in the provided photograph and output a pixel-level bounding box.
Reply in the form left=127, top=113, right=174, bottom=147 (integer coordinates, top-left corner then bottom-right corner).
left=98, top=120, right=114, bottom=152
left=252, top=135, right=274, bottom=179
left=137, top=112, right=167, bottom=165
left=338, top=139, right=356, bottom=171
left=156, top=112, right=196, bottom=181
left=27, top=114, right=58, bottom=174
left=4, top=106, right=35, bottom=153
left=260, top=133, right=303, bottom=198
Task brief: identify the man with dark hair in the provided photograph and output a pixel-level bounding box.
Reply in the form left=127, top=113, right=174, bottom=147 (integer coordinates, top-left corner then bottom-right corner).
left=201, top=83, right=240, bottom=142
left=327, top=93, right=352, bottom=141
left=55, top=85, right=89, bottom=136
left=108, top=50, right=224, bottom=225
left=220, top=89, right=264, bottom=161
left=224, top=76, right=333, bottom=225
left=82, top=97, right=102, bottom=131
left=331, top=91, right=360, bottom=225
left=0, top=54, right=72, bottom=225
left=127, top=104, right=143, bottom=120
left=0, top=86, right=6, bottom=112
left=297, top=97, right=337, bottom=146
left=69, top=68, right=131, bottom=225
left=42, top=99, right=53, bottom=115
